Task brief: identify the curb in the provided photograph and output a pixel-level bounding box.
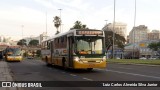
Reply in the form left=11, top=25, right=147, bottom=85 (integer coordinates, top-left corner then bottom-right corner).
left=0, top=61, right=21, bottom=90
left=107, top=62, right=160, bottom=67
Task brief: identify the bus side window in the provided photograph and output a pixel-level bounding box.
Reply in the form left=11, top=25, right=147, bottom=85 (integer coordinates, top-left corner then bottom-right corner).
left=55, top=38, right=58, bottom=48
left=60, top=37, right=64, bottom=48
left=45, top=42, right=47, bottom=49
left=47, top=41, right=50, bottom=49
left=71, top=37, right=75, bottom=43
left=57, top=38, right=59, bottom=43
left=61, top=37, right=64, bottom=43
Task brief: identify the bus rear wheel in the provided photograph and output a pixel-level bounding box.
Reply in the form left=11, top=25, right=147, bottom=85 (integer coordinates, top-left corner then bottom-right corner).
left=62, top=58, right=66, bottom=69
left=46, top=57, right=51, bottom=66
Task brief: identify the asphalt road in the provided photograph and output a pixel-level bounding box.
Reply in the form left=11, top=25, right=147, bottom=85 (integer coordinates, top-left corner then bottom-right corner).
left=7, top=59, right=160, bottom=90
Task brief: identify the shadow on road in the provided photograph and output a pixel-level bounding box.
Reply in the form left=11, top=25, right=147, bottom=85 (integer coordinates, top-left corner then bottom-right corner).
left=45, top=65, right=101, bottom=73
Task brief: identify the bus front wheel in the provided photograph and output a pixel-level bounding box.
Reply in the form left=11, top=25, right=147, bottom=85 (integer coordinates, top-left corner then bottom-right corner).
left=62, top=58, right=66, bottom=69
left=87, top=68, right=93, bottom=71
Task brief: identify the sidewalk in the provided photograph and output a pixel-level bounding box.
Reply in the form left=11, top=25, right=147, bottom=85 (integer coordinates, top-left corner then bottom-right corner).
left=0, top=60, right=17, bottom=90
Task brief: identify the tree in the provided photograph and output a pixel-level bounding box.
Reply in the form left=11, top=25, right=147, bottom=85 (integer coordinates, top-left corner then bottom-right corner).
left=82, top=25, right=87, bottom=29
left=148, top=42, right=159, bottom=51
left=71, top=21, right=88, bottom=29
left=29, top=39, right=39, bottom=46
left=104, top=31, right=126, bottom=52
left=55, top=31, right=60, bottom=35
left=36, top=50, right=41, bottom=57
left=3, top=38, right=6, bottom=42
left=17, top=39, right=27, bottom=46
left=148, top=42, right=160, bottom=55
left=53, top=16, right=61, bottom=35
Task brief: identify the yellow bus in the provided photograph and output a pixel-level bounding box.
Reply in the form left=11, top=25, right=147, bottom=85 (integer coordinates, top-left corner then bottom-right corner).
left=5, top=46, right=23, bottom=62
left=41, top=29, right=106, bottom=71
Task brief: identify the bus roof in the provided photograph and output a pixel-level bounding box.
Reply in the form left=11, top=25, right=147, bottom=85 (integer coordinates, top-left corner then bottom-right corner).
left=7, top=45, right=21, bottom=48
left=42, top=29, right=104, bottom=42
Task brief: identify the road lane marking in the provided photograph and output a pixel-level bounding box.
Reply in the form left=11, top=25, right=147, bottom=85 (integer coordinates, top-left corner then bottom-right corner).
left=83, top=77, right=93, bottom=81
left=70, top=74, right=77, bottom=77
left=96, top=67, right=160, bottom=77
left=23, top=60, right=38, bottom=65
left=116, top=67, right=133, bottom=70
left=95, top=68, right=103, bottom=70
left=106, top=69, right=160, bottom=79
left=110, top=63, right=160, bottom=67
left=110, top=66, right=160, bottom=75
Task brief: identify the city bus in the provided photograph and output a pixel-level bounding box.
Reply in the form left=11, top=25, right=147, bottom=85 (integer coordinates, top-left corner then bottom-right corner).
left=41, top=29, right=106, bottom=71
left=4, top=45, right=23, bottom=62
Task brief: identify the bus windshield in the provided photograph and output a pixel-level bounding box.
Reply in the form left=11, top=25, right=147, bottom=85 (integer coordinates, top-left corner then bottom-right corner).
left=75, top=36, right=103, bottom=55
left=6, top=48, right=21, bottom=56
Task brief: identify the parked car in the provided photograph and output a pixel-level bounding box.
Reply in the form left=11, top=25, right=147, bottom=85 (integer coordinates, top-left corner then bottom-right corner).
left=27, top=55, right=34, bottom=59
left=139, top=57, right=147, bottom=60
left=27, top=56, right=33, bottom=59
left=148, top=57, right=157, bottom=60
left=116, top=57, right=120, bottom=59
left=27, top=52, right=34, bottom=59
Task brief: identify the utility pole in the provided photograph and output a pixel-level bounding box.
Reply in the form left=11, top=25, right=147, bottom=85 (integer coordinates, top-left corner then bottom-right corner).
left=46, top=11, right=47, bottom=35
left=105, top=20, right=108, bottom=25
left=112, top=0, right=116, bottom=59
left=133, top=0, right=136, bottom=59
left=21, top=25, right=24, bottom=47
left=21, top=25, right=24, bottom=39
left=58, top=9, right=62, bottom=33
left=105, top=20, right=108, bottom=30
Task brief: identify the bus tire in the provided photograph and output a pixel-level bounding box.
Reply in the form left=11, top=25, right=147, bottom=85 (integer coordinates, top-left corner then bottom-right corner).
left=45, top=57, right=50, bottom=66
left=87, top=68, right=93, bottom=71
left=62, top=58, right=66, bottom=69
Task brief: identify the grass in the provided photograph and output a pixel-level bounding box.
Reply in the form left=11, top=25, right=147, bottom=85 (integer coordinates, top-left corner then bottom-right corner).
left=107, top=59, right=160, bottom=65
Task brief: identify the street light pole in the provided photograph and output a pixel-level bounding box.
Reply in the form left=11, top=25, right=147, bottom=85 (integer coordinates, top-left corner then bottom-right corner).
left=58, top=9, right=62, bottom=33
left=105, top=20, right=108, bottom=25
left=46, top=11, right=47, bottom=35
left=21, top=25, right=24, bottom=47
left=112, top=0, right=116, bottom=59
left=134, top=0, right=136, bottom=27
left=105, top=20, right=108, bottom=30
left=133, top=0, right=136, bottom=59
left=21, top=25, right=24, bottom=39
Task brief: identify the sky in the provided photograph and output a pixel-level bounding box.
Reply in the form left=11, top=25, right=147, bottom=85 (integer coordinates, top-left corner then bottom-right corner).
left=0, top=0, right=160, bottom=41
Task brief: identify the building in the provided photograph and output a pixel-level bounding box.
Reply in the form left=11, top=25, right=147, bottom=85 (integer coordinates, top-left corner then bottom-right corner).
left=23, top=36, right=39, bottom=45
left=0, top=35, right=13, bottom=45
left=102, top=22, right=127, bottom=38
left=39, top=32, right=49, bottom=44
left=18, top=32, right=49, bottom=46
left=0, top=36, right=4, bottom=42
left=129, top=25, right=149, bottom=43
left=124, top=40, right=159, bottom=59
left=148, top=30, right=160, bottom=40
left=126, top=35, right=129, bottom=43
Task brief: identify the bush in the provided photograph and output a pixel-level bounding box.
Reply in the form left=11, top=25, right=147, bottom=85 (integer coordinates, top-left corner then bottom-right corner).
left=36, top=50, right=41, bottom=57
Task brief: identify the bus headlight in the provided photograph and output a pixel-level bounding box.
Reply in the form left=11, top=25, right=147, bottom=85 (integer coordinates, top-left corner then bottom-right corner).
left=102, top=56, right=106, bottom=61
left=17, top=56, right=22, bottom=58
left=7, top=56, right=12, bottom=59
left=74, top=56, right=80, bottom=61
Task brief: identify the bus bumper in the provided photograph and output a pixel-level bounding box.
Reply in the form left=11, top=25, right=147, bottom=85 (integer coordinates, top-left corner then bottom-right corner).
left=73, top=60, right=106, bottom=69
left=6, top=57, right=22, bottom=61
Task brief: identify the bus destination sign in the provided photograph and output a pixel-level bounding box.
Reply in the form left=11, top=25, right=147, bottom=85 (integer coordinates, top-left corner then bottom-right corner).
left=76, top=30, right=103, bottom=35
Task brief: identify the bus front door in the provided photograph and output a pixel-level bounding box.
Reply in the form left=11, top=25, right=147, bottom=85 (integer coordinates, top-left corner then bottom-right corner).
left=68, top=37, right=73, bottom=67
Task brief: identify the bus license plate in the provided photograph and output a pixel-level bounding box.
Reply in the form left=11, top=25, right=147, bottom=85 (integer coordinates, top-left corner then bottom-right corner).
left=89, top=64, right=95, bottom=67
